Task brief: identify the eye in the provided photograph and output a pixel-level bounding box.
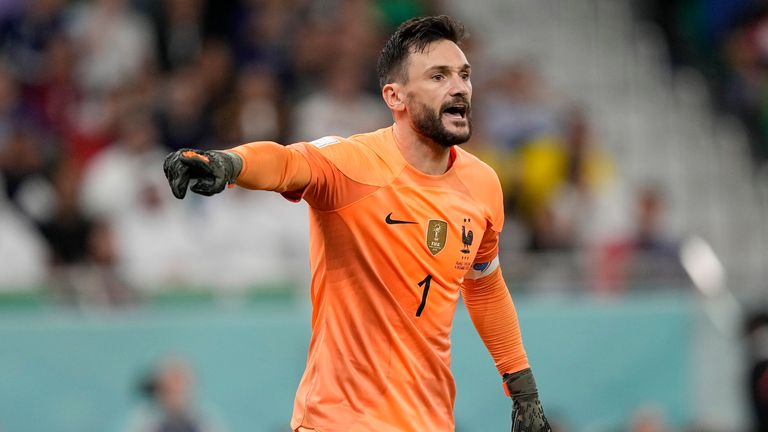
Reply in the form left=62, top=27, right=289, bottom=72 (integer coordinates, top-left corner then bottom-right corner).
left=460, top=72, right=470, bottom=81
left=431, top=74, right=445, bottom=81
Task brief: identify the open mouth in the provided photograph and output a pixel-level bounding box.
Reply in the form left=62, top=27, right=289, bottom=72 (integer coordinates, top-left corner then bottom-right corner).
left=442, top=103, right=468, bottom=120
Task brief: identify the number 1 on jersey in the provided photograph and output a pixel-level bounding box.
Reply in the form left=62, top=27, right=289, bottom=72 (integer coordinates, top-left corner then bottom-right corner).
left=416, top=274, right=432, bottom=317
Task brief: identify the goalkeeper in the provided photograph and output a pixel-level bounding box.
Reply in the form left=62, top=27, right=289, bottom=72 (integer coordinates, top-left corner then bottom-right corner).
left=164, top=15, right=550, bottom=432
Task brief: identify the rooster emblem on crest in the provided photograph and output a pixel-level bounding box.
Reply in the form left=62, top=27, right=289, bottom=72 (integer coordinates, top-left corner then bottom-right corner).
left=461, top=218, right=473, bottom=254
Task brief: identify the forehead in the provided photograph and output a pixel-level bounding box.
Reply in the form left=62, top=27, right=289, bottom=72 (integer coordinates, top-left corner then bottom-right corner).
left=406, top=39, right=468, bottom=75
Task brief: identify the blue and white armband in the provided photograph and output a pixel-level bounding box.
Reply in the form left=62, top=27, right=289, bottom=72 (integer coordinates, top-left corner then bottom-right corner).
left=465, top=255, right=500, bottom=280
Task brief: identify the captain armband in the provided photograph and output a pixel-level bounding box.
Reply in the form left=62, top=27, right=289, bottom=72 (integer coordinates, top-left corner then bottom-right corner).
left=464, top=255, right=500, bottom=280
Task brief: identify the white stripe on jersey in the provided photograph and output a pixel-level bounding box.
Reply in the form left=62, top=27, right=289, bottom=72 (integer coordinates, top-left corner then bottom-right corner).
left=464, top=255, right=500, bottom=280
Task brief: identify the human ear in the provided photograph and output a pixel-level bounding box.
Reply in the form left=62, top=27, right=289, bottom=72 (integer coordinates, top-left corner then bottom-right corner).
left=382, top=83, right=405, bottom=112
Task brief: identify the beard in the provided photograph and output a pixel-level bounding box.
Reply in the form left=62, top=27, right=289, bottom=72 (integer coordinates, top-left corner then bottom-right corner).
left=408, top=96, right=472, bottom=147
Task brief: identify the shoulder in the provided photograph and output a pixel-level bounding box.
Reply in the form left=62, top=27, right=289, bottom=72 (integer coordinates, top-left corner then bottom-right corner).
left=298, top=129, right=385, bottom=165
left=290, top=127, right=402, bottom=187
left=454, top=147, right=504, bottom=198
left=454, top=147, right=505, bottom=230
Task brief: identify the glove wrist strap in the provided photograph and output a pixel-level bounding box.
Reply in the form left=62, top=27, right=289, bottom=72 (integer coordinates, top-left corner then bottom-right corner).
left=219, top=151, right=243, bottom=184
left=503, top=368, right=539, bottom=400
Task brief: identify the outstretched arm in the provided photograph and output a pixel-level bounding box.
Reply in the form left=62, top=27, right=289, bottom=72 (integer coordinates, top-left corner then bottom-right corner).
left=163, top=142, right=311, bottom=199
left=461, top=261, right=551, bottom=432
left=228, top=142, right=311, bottom=193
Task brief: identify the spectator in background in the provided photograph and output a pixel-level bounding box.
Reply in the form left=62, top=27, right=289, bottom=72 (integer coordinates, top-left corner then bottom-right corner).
left=66, top=0, right=153, bottom=94
left=47, top=218, right=138, bottom=307
left=0, top=67, right=58, bottom=221
left=514, top=106, right=617, bottom=252
left=212, top=65, right=283, bottom=147
left=151, top=0, right=205, bottom=73
left=643, top=0, right=768, bottom=162
left=0, top=65, right=26, bottom=143
left=549, top=108, right=625, bottom=250
left=328, top=0, right=386, bottom=68
left=0, top=0, right=67, bottom=87
left=290, top=19, right=338, bottom=94
left=0, top=126, right=51, bottom=220
left=592, top=184, right=687, bottom=294
left=0, top=0, right=77, bottom=146
left=123, top=357, right=225, bottom=432
left=292, top=57, right=390, bottom=141
left=233, top=0, right=301, bottom=87
left=191, top=187, right=311, bottom=294
left=630, top=186, right=679, bottom=257
left=0, top=174, right=47, bottom=291
left=37, top=159, right=136, bottom=306
left=81, top=219, right=138, bottom=306
left=197, top=39, right=235, bottom=111
left=480, top=61, right=563, bottom=152
left=721, top=17, right=768, bottom=159
left=112, top=181, right=192, bottom=292
left=156, top=66, right=212, bottom=151
left=294, top=0, right=384, bottom=95
left=62, top=87, right=123, bottom=170
left=37, top=160, right=91, bottom=267
left=26, top=35, right=81, bottom=137
left=80, top=109, right=168, bottom=219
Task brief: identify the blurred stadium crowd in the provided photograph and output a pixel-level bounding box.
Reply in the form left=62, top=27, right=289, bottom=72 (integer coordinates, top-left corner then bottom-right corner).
left=641, top=0, right=768, bottom=162
left=0, top=0, right=695, bottom=306
left=2, top=0, right=768, bottom=431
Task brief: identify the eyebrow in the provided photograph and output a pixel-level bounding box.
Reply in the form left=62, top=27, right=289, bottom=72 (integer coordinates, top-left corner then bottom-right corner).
left=425, top=64, right=472, bottom=75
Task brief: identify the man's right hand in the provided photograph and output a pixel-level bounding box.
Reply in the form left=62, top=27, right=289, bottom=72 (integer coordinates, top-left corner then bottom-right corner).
left=163, top=149, right=243, bottom=199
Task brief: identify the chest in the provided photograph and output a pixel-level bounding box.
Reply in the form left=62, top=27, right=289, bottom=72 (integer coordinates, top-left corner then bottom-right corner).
left=337, top=183, right=488, bottom=279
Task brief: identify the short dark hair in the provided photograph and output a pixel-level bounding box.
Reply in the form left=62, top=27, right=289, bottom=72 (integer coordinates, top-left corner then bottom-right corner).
left=376, top=15, right=466, bottom=88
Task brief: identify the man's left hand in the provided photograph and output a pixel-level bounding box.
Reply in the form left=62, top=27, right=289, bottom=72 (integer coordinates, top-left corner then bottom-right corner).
left=504, top=368, right=551, bottom=432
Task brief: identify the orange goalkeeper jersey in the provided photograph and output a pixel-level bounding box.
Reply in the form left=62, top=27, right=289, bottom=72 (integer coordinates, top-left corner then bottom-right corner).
left=278, top=127, right=504, bottom=431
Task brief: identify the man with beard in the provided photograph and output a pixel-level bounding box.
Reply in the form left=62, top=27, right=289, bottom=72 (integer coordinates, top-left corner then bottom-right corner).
left=163, top=15, right=550, bottom=432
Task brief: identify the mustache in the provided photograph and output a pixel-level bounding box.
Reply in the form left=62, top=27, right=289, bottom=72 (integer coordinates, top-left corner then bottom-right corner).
left=440, top=97, right=471, bottom=112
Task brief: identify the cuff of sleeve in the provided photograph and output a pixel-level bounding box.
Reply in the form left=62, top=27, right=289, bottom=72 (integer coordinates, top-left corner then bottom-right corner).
left=503, top=368, right=539, bottom=399
left=226, top=148, right=249, bottom=183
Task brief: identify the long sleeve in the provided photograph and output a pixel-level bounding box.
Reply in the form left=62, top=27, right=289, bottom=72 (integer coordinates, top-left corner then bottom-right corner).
left=461, top=267, right=530, bottom=376
left=228, top=141, right=312, bottom=193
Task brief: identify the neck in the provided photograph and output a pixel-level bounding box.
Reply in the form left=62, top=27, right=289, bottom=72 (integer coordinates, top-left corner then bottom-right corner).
left=392, top=121, right=453, bottom=175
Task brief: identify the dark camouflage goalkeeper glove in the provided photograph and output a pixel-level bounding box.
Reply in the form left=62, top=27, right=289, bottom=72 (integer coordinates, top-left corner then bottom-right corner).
left=504, top=368, right=551, bottom=432
left=163, top=149, right=242, bottom=199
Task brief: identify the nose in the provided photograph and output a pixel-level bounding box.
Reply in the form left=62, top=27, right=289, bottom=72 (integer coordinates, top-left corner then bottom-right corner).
left=449, top=75, right=470, bottom=98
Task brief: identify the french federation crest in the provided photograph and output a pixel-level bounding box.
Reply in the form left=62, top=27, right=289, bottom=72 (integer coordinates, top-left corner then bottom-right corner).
left=426, top=219, right=448, bottom=255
